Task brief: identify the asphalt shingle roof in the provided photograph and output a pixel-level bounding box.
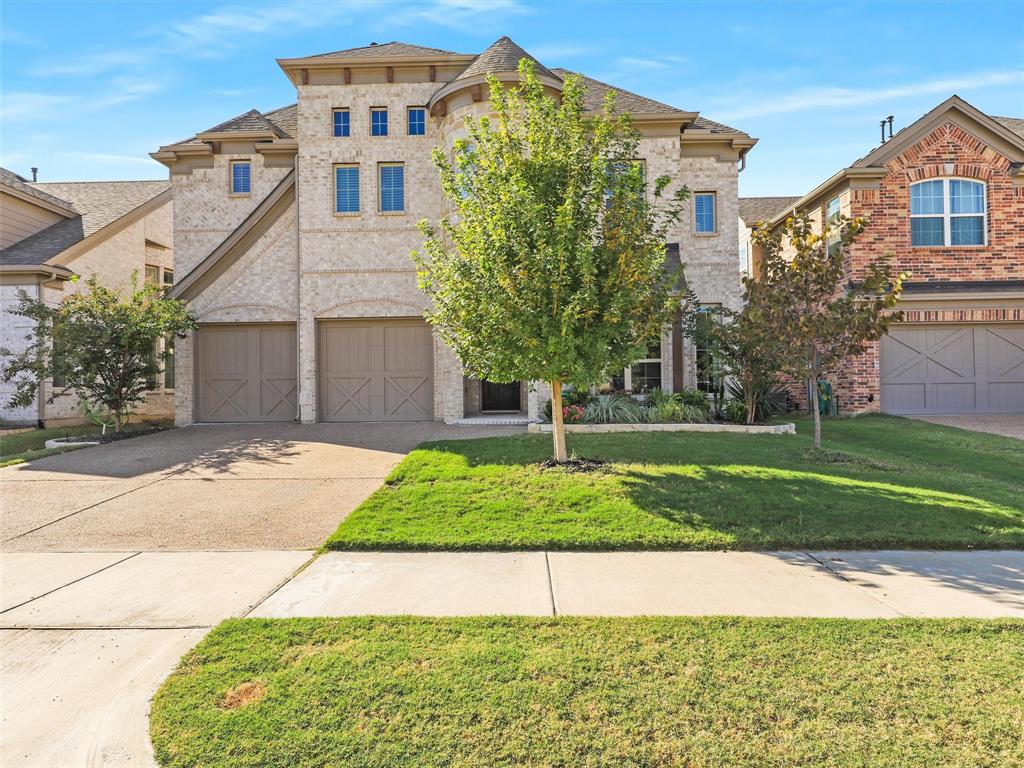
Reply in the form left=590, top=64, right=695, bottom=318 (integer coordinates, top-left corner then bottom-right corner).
left=0, top=167, right=78, bottom=214
left=306, top=41, right=464, bottom=59
left=203, top=108, right=287, bottom=136
left=993, top=115, right=1024, bottom=140
left=0, top=180, right=169, bottom=267
left=455, top=36, right=558, bottom=82
left=739, top=196, right=801, bottom=224
left=551, top=69, right=681, bottom=115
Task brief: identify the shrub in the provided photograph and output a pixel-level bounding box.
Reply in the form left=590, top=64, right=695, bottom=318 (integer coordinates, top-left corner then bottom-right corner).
left=583, top=395, right=646, bottom=424
left=543, top=387, right=594, bottom=422
left=563, top=404, right=585, bottom=424
left=677, top=387, right=710, bottom=410
left=644, top=388, right=676, bottom=408
left=725, top=378, right=787, bottom=423
left=724, top=400, right=747, bottom=424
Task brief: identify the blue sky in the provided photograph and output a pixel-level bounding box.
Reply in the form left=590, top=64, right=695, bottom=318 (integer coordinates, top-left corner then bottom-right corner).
left=1, top=0, right=1021, bottom=197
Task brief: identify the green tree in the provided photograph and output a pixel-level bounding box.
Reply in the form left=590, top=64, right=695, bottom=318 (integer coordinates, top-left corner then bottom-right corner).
left=751, top=214, right=907, bottom=448
left=415, top=60, right=688, bottom=461
left=1, top=274, right=195, bottom=431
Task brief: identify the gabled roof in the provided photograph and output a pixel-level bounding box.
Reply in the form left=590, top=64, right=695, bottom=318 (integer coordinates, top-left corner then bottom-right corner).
left=202, top=108, right=287, bottom=137
left=992, top=115, right=1024, bottom=140
left=739, top=196, right=801, bottom=225
left=306, top=41, right=465, bottom=60
left=455, top=36, right=558, bottom=83
left=0, top=166, right=78, bottom=216
left=0, top=180, right=170, bottom=268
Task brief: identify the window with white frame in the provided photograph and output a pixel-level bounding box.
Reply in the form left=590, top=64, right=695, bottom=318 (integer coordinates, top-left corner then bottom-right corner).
left=910, top=178, right=986, bottom=246
left=694, top=192, right=716, bottom=233
left=334, top=164, right=360, bottom=214
left=378, top=163, right=405, bottom=213
left=610, top=339, right=663, bottom=393
left=826, top=195, right=841, bottom=255
left=230, top=160, right=251, bottom=195
left=695, top=305, right=722, bottom=393
left=370, top=107, right=388, bottom=137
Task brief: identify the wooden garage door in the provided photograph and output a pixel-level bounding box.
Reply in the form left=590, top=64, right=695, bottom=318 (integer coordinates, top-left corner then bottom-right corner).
left=319, top=319, right=434, bottom=422
left=196, top=324, right=297, bottom=422
left=880, top=324, right=1024, bottom=414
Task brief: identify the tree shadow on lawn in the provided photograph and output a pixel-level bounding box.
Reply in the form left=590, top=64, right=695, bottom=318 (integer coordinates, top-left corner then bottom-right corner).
left=618, top=463, right=1024, bottom=550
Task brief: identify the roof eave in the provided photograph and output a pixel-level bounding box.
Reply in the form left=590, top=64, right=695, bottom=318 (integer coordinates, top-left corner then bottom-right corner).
left=277, top=53, right=475, bottom=85
left=0, top=184, right=79, bottom=218
left=427, top=70, right=564, bottom=112
left=767, top=167, right=887, bottom=227
left=0, top=263, right=75, bottom=279
left=195, top=130, right=281, bottom=142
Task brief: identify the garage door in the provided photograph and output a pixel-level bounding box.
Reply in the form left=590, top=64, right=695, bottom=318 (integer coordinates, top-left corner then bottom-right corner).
left=196, top=324, right=297, bottom=422
left=319, top=319, right=434, bottom=422
left=880, top=324, right=1024, bottom=414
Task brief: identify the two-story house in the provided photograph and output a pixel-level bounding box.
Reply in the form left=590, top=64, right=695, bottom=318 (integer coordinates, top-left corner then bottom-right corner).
left=748, top=96, right=1023, bottom=416
left=0, top=168, right=174, bottom=426
left=153, top=37, right=756, bottom=425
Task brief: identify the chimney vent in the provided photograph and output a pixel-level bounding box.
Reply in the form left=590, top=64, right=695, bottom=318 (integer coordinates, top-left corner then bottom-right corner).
left=370, top=41, right=377, bottom=46
left=30, top=167, right=38, bottom=182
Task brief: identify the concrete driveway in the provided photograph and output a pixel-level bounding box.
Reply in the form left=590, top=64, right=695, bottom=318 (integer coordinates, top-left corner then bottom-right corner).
left=911, top=414, right=1024, bottom=440
left=0, top=421, right=521, bottom=767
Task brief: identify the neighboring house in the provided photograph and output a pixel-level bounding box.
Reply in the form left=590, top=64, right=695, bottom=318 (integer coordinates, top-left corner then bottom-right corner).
left=0, top=168, right=174, bottom=426
left=152, top=37, right=756, bottom=425
left=755, top=96, right=1023, bottom=416
left=737, top=196, right=799, bottom=278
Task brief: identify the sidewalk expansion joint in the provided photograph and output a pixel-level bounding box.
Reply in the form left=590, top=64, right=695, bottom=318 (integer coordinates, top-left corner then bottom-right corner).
left=0, top=552, right=142, bottom=615
left=801, top=550, right=907, bottom=618
left=544, top=551, right=558, bottom=616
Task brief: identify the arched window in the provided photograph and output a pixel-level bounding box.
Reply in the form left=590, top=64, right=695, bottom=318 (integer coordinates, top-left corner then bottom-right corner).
left=910, top=178, right=986, bottom=246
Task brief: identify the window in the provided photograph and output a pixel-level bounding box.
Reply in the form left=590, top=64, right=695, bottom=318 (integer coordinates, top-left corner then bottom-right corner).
left=379, top=163, right=405, bottom=213
left=332, top=108, right=350, bottom=137
left=370, top=107, right=388, bottom=137
left=162, top=268, right=174, bottom=287
left=144, top=264, right=159, bottom=285
left=695, top=305, right=722, bottom=393
left=910, top=178, right=985, bottom=246
left=407, top=107, right=426, bottom=136
left=694, top=192, right=716, bottom=233
left=826, top=196, right=842, bottom=256
left=230, top=160, right=251, bottom=195
left=610, top=339, right=663, bottom=394
left=164, top=335, right=175, bottom=390
left=334, top=165, right=360, bottom=214
left=604, top=160, right=645, bottom=207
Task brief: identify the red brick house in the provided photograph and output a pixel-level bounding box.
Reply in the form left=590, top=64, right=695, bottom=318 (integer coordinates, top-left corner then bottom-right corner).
left=753, top=96, right=1024, bottom=416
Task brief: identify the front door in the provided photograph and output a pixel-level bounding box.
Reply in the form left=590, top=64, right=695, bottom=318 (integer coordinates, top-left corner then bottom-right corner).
left=481, top=380, right=521, bottom=412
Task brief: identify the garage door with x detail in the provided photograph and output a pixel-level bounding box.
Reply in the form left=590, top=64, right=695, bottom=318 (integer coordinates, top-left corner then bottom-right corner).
left=884, top=328, right=974, bottom=382
left=326, top=376, right=373, bottom=418
left=205, top=378, right=249, bottom=419
left=385, top=375, right=431, bottom=419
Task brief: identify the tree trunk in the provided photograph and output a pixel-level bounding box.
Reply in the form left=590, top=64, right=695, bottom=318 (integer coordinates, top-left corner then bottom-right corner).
left=811, top=377, right=822, bottom=450
left=114, top=410, right=123, bottom=434
left=550, top=380, right=568, bottom=463
left=744, top=372, right=756, bottom=425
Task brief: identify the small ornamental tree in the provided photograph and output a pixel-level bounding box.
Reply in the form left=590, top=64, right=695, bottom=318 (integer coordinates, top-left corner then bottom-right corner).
left=1, top=274, right=195, bottom=431
left=415, top=60, right=688, bottom=462
left=751, top=214, right=907, bottom=449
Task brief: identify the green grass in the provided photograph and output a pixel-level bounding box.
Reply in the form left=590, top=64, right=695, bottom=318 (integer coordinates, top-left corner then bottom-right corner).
left=150, top=616, right=1024, bottom=768
left=0, top=419, right=172, bottom=466
left=325, top=416, right=1024, bottom=551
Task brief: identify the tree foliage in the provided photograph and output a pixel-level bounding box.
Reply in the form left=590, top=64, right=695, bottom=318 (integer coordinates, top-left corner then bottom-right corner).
left=1, top=275, right=196, bottom=431
left=750, top=214, right=907, bottom=447
left=414, top=60, right=688, bottom=460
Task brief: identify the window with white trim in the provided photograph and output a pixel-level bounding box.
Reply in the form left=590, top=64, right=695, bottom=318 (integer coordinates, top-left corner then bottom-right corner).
left=230, top=160, right=251, bottom=195
left=826, top=195, right=841, bottom=255
left=378, top=163, right=405, bottom=213
left=334, top=164, right=360, bottom=214
left=694, top=192, right=716, bottom=233
left=610, top=339, right=663, bottom=394
left=370, top=107, right=388, bottom=137
left=695, top=304, right=723, bottom=393
left=910, top=178, right=986, bottom=246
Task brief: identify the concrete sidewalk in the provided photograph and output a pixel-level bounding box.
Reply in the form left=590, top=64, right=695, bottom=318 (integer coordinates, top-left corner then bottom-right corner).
left=251, top=550, right=1024, bottom=619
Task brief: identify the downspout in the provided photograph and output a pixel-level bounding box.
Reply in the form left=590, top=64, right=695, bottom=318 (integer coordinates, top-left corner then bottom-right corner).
left=294, top=153, right=302, bottom=423
left=738, top=150, right=747, bottom=173
left=35, top=282, right=45, bottom=428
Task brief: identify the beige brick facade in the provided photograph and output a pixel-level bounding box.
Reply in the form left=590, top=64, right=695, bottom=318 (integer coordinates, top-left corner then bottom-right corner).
left=159, top=40, right=754, bottom=425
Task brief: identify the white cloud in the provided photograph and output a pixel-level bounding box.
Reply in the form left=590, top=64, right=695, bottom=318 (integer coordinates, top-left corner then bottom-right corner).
left=526, top=43, right=599, bottom=62
left=616, top=57, right=669, bottom=71
left=0, top=92, right=74, bottom=121
left=718, top=69, right=1024, bottom=121
left=34, top=51, right=146, bottom=77
left=404, top=0, right=529, bottom=32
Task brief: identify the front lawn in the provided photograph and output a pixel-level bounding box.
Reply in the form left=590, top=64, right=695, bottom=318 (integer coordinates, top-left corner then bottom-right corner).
left=151, top=616, right=1024, bottom=768
left=325, top=416, right=1024, bottom=551
left=0, top=420, right=172, bottom=467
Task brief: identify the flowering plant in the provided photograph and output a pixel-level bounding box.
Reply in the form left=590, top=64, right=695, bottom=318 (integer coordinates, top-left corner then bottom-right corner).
left=563, top=404, right=585, bottom=424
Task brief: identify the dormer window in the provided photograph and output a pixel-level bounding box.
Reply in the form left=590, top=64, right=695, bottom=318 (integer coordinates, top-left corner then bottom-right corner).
left=333, top=108, right=350, bottom=137
left=910, top=178, right=986, bottom=246
left=230, top=160, right=251, bottom=195
left=407, top=107, right=426, bottom=136
left=371, top=108, right=388, bottom=137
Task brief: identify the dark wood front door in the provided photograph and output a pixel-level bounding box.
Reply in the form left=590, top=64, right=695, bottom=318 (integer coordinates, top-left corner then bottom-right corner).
left=481, top=380, right=521, bottom=412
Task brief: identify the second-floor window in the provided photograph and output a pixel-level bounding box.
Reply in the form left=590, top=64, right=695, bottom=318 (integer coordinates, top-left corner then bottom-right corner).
left=334, top=165, right=360, bottom=214
left=230, top=160, right=251, bottom=195
left=379, top=163, right=405, bottom=213
left=826, top=195, right=841, bottom=255
left=371, top=107, right=388, bottom=137
left=694, top=192, right=716, bottom=233
left=910, top=178, right=986, bottom=246
left=333, top=108, right=350, bottom=137
left=407, top=107, right=426, bottom=135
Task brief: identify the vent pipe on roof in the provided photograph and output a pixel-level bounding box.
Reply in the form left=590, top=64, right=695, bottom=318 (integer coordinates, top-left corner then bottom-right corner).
left=30, top=167, right=38, bottom=182
left=887, top=115, right=894, bottom=140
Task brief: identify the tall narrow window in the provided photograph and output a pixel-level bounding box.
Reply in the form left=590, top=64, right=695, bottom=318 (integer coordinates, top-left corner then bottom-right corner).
left=610, top=339, right=663, bottom=393
left=370, top=107, right=388, bottom=137
left=334, top=164, right=360, bottom=214
left=379, top=163, right=405, bottom=213
left=164, top=335, right=175, bottom=390
left=826, top=196, right=842, bottom=255
left=694, top=192, right=716, bottom=233
left=230, top=160, right=251, bottom=195
left=695, top=305, right=722, bottom=393
left=910, top=178, right=985, bottom=246
left=332, top=108, right=350, bottom=137
left=407, top=107, right=426, bottom=135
